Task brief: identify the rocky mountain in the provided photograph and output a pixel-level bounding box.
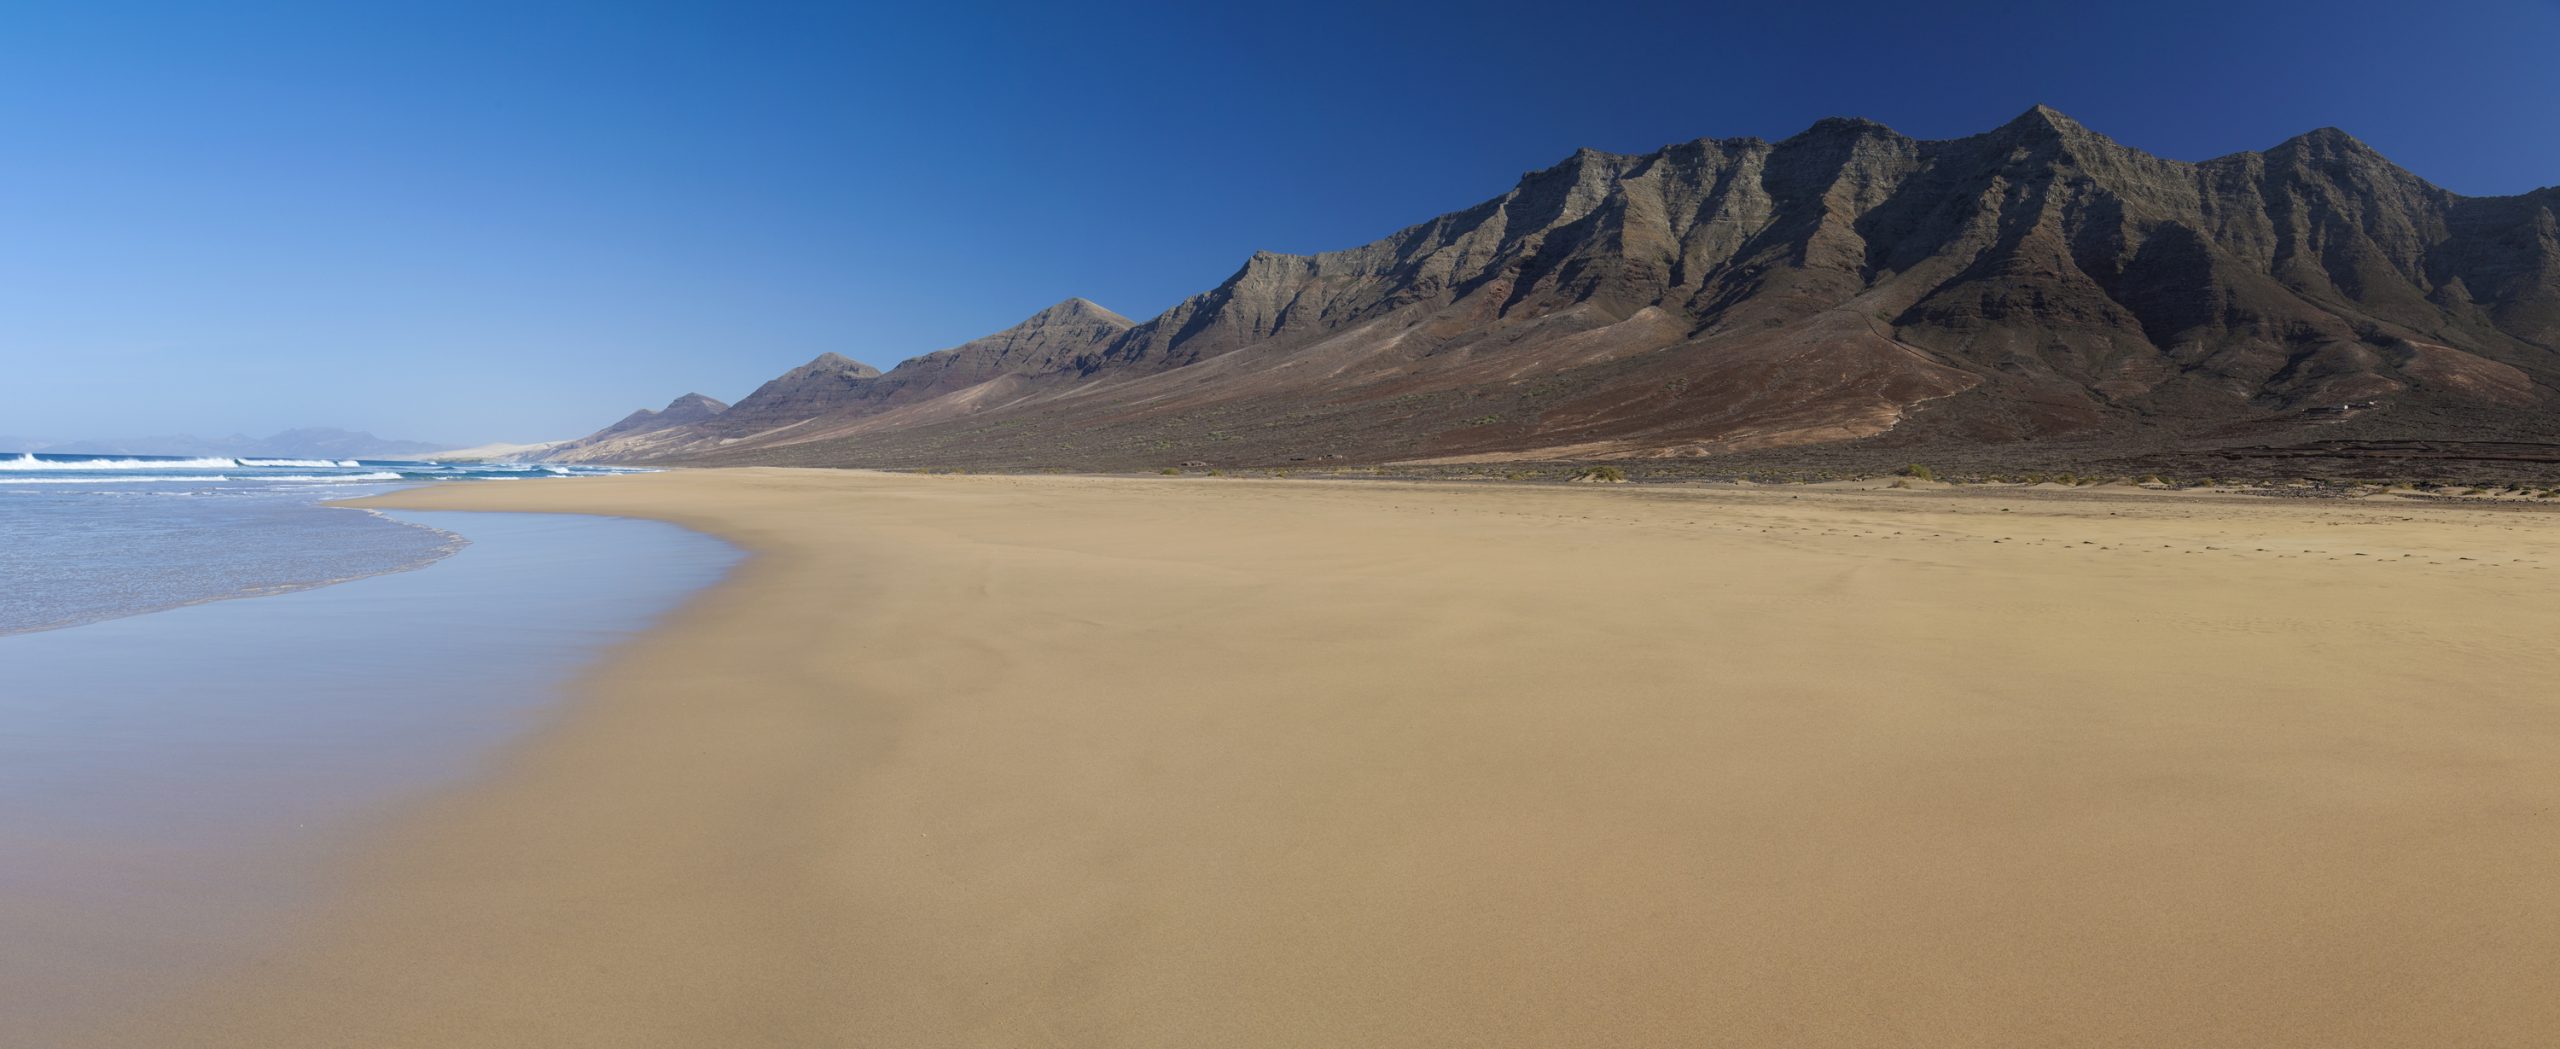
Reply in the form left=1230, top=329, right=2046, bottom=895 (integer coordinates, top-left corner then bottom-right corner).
left=540, top=393, right=730, bottom=463
left=552, top=107, right=2560, bottom=475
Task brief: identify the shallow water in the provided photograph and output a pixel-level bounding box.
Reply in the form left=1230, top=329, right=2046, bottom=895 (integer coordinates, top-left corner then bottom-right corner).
left=0, top=452, right=646, bottom=635
left=0, top=509, right=740, bottom=1044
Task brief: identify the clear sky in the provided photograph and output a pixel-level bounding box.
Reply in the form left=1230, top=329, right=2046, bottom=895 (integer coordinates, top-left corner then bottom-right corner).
left=4, top=0, right=2555, bottom=445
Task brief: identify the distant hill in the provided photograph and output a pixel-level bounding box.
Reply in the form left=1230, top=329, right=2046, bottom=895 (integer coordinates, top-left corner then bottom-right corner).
left=40, top=428, right=450, bottom=460
left=546, top=107, right=2560, bottom=479
left=419, top=439, right=573, bottom=462
left=539, top=393, right=729, bottom=463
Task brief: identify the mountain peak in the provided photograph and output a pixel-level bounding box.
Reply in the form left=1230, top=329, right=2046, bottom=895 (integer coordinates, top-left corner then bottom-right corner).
left=1793, top=115, right=1896, bottom=139
left=797, top=352, right=881, bottom=379
left=1998, top=103, right=2090, bottom=138
left=1024, top=297, right=1133, bottom=328
left=661, top=392, right=729, bottom=417
left=2273, top=125, right=2381, bottom=160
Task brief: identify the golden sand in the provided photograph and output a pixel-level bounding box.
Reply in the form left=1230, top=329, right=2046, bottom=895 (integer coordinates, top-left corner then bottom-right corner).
left=105, top=470, right=2560, bottom=1046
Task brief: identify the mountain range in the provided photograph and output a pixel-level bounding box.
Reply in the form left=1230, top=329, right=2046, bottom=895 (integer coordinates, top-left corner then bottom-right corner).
left=546, top=107, right=2560, bottom=478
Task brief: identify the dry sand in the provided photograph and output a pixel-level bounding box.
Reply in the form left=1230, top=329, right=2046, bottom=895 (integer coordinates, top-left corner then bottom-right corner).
left=102, top=469, right=2560, bottom=1047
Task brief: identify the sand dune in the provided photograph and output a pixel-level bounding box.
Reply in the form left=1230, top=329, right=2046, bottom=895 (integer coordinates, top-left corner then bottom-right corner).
left=106, top=470, right=2560, bottom=1047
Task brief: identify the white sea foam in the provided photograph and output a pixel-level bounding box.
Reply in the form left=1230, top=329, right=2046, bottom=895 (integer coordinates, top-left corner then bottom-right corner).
left=0, top=454, right=242, bottom=470
left=0, top=475, right=235, bottom=484
left=0, top=453, right=642, bottom=481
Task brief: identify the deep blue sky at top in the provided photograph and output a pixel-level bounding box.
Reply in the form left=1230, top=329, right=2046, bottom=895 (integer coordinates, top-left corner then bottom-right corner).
left=3, top=0, right=2555, bottom=443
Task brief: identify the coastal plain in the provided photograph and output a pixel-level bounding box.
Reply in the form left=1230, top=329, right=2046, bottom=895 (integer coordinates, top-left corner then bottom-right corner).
left=108, top=469, right=2560, bottom=1047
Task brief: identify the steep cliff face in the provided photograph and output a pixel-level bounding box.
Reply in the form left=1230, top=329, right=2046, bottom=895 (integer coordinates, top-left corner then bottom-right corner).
left=556, top=108, right=2559, bottom=469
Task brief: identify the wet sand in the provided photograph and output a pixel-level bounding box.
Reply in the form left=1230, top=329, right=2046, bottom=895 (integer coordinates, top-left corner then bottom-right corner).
left=104, top=469, right=2560, bottom=1047
left=3, top=511, right=735, bottom=1048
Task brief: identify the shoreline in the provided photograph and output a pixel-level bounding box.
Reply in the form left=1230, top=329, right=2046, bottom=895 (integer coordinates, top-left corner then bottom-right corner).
left=1, top=509, right=736, bottom=1047
left=0, top=507, right=467, bottom=640
left=98, top=468, right=2560, bottom=1047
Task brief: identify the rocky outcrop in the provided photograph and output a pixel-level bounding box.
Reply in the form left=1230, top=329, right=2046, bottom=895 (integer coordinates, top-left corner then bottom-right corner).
left=555, top=108, right=2559, bottom=469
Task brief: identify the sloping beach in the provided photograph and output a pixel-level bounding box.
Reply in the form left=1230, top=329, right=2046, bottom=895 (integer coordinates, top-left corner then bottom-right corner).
left=110, top=470, right=2560, bottom=1047
left=3, top=508, right=734, bottom=1047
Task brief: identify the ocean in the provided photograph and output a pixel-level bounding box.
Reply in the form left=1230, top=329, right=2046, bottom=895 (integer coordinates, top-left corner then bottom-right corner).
left=0, top=451, right=645, bottom=635
left=0, top=450, right=742, bottom=1041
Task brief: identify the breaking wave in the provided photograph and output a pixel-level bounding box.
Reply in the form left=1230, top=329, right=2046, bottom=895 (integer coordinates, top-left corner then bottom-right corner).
left=1, top=454, right=245, bottom=470
left=0, top=474, right=234, bottom=484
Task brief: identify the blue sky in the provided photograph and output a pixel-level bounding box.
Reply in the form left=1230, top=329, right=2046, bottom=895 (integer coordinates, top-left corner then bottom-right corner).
left=3, top=0, right=2555, bottom=444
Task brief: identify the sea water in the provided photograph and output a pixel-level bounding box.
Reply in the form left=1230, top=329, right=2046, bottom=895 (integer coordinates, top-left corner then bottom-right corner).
left=0, top=451, right=646, bottom=635
left=0, top=452, right=742, bottom=1041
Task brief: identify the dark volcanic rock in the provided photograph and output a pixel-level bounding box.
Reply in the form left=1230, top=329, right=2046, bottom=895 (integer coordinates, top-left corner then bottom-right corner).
left=692, top=299, right=1134, bottom=442
left=709, top=353, right=881, bottom=438
left=545, top=393, right=730, bottom=462
left=558, top=108, right=2560, bottom=472
left=594, top=392, right=729, bottom=439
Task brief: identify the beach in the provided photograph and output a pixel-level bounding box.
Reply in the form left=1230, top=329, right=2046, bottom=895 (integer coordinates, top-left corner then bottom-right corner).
left=1, top=509, right=735, bottom=1047
left=103, top=469, right=2560, bottom=1047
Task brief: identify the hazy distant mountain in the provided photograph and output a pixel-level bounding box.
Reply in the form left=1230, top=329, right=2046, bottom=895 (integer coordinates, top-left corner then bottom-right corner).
left=243, top=428, right=450, bottom=459
left=549, top=107, right=2560, bottom=475
left=39, top=428, right=449, bottom=460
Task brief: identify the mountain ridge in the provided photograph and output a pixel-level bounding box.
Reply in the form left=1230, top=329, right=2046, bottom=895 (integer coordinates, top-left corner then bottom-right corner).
left=550, top=107, right=2560, bottom=475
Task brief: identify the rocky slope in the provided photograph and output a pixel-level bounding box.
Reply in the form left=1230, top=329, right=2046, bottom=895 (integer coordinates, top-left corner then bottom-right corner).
left=551, top=107, right=2560, bottom=473
left=699, top=299, right=1132, bottom=444
left=542, top=393, right=729, bottom=463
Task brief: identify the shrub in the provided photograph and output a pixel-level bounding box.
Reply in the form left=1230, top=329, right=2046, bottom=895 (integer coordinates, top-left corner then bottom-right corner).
left=1572, top=465, right=1628, bottom=483
left=1897, top=463, right=1937, bottom=481
left=1160, top=467, right=1181, bottom=475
